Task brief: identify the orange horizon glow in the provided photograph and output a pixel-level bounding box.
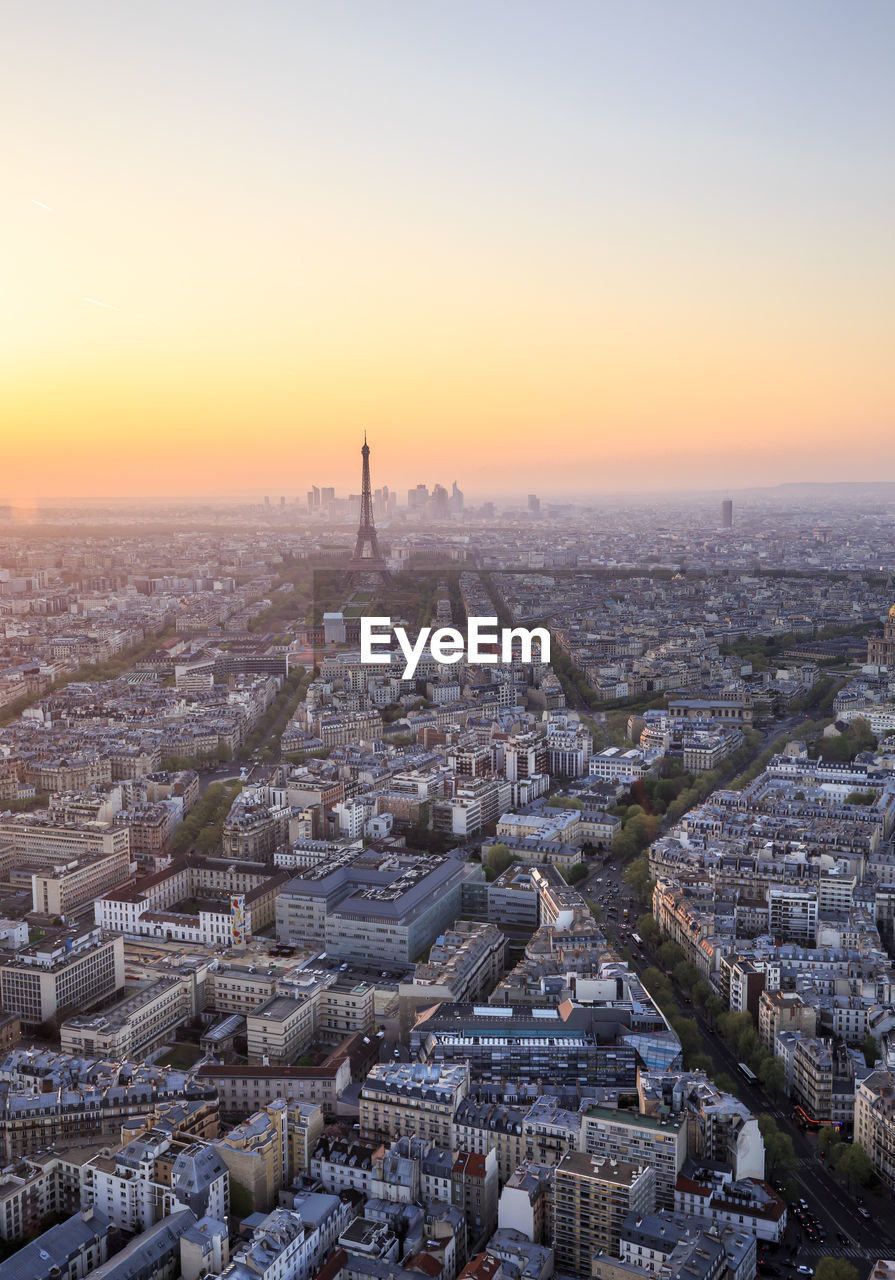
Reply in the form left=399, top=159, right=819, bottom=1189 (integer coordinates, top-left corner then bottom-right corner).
left=3, top=2, right=894, bottom=503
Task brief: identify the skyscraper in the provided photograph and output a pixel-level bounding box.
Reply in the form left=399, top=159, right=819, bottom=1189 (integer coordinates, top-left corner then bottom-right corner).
left=721, top=499, right=733, bottom=529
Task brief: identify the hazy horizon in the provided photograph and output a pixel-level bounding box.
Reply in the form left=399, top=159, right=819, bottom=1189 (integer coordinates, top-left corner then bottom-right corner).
left=7, top=475, right=895, bottom=514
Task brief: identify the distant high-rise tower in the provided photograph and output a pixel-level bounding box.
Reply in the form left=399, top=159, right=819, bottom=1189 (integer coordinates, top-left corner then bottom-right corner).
left=721, top=499, right=733, bottom=529
left=348, top=435, right=388, bottom=578
left=528, top=494, right=540, bottom=513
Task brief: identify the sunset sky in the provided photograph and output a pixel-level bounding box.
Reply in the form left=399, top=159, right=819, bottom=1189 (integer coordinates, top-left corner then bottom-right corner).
left=3, top=1, right=894, bottom=502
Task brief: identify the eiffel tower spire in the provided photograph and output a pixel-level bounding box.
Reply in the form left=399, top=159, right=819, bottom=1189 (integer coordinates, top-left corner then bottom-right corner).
left=349, top=435, right=388, bottom=577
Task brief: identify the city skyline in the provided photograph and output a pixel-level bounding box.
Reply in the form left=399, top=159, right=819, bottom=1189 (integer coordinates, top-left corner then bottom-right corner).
left=5, top=0, right=895, bottom=502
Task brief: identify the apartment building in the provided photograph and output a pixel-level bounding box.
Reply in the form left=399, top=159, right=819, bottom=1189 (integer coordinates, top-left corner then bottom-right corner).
left=219, top=1201, right=349, bottom=1280
left=452, top=1099, right=528, bottom=1185
left=546, top=723, right=592, bottom=778
left=0, top=929, right=124, bottom=1029
left=359, top=1062, right=471, bottom=1147
left=0, top=814, right=130, bottom=863
left=246, top=996, right=315, bottom=1066
left=215, top=1098, right=324, bottom=1213
left=0, top=1154, right=84, bottom=1243
left=433, top=778, right=514, bottom=838
left=615, top=1211, right=753, bottom=1280
left=86, top=1209, right=224, bottom=1280
left=82, top=1131, right=229, bottom=1233
left=0, top=1209, right=113, bottom=1280
left=31, top=845, right=134, bottom=917
left=0, top=1073, right=218, bottom=1163
left=398, top=921, right=505, bottom=1030
left=60, top=976, right=190, bottom=1060
left=791, top=1036, right=843, bottom=1124
left=855, top=1069, right=895, bottom=1192
left=580, top=1106, right=686, bottom=1209
left=768, top=885, right=818, bottom=944
left=195, top=1058, right=352, bottom=1118
left=758, top=991, right=818, bottom=1052
left=497, top=1161, right=555, bottom=1244
left=113, top=805, right=176, bottom=858
left=674, top=1169, right=786, bottom=1244
left=452, top=1149, right=499, bottom=1252
left=588, top=747, right=647, bottom=782
left=553, top=1153, right=655, bottom=1276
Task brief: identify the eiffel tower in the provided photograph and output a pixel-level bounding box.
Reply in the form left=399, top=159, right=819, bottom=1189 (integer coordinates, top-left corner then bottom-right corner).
left=348, top=434, right=388, bottom=580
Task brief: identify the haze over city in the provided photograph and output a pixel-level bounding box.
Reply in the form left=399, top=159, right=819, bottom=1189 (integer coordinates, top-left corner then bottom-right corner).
left=4, top=0, right=895, bottom=503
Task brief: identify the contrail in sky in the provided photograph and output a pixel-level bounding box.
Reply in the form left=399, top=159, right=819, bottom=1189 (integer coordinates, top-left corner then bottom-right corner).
left=83, top=297, right=119, bottom=310
left=32, top=199, right=53, bottom=210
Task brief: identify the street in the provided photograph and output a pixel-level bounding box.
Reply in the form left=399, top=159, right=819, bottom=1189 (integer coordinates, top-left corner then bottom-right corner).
left=589, top=858, right=888, bottom=1280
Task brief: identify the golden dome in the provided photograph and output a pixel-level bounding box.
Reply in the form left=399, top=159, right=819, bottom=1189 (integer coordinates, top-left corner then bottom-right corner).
left=890, top=603, right=895, bottom=617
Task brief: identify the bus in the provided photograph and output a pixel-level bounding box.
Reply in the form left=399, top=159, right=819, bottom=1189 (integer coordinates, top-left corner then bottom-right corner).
left=738, top=1062, right=758, bottom=1085
left=631, top=933, right=643, bottom=947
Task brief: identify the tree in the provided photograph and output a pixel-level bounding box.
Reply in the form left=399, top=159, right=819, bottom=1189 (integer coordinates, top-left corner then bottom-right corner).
left=547, top=795, right=584, bottom=809
left=673, top=962, right=700, bottom=992
left=863, top=1032, right=880, bottom=1066
left=836, top=1142, right=873, bottom=1190
left=484, top=843, right=512, bottom=880
left=814, top=1259, right=858, bottom=1280
left=564, top=862, right=588, bottom=884
left=625, top=811, right=658, bottom=852
left=713, top=1073, right=739, bottom=1096
left=669, top=1016, right=702, bottom=1063
left=692, top=980, right=713, bottom=1007
left=196, top=827, right=220, bottom=853
left=641, top=968, right=676, bottom=1015
left=817, top=1124, right=842, bottom=1159
left=704, top=993, right=724, bottom=1023
left=757, top=1114, right=798, bottom=1184
left=718, top=1012, right=758, bottom=1058
left=637, top=914, right=661, bottom=945
left=657, top=940, right=685, bottom=971
left=845, top=790, right=875, bottom=806
left=624, top=854, right=653, bottom=902
left=758, top=1056, right=786, bottom=1096
left=736, top=1024, right=760, bottom=1061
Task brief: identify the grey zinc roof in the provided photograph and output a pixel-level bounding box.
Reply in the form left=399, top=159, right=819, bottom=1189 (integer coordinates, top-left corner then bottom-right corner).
left=0, top=1210, right=111, bottom=1280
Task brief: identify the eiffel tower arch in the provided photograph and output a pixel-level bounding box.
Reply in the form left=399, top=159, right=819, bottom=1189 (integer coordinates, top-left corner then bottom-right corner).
left=347, top=435, right=389, bottom=582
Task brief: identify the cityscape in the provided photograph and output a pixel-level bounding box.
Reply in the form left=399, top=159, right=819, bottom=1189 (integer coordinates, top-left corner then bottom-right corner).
left=4, top=6, right=895, bottom=1280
